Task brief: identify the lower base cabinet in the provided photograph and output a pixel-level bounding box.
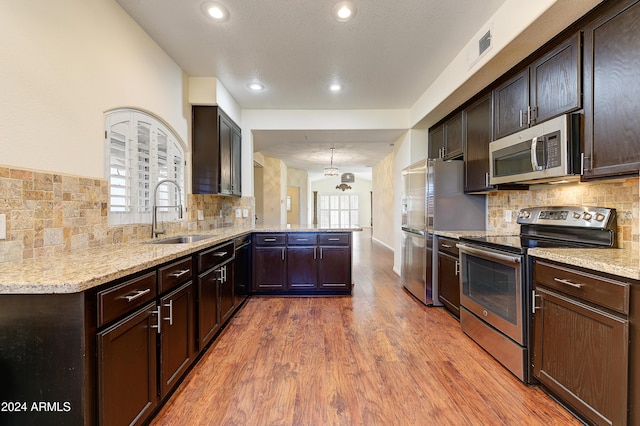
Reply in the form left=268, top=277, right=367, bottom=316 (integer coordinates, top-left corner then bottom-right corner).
left=436, top=237, right=460, bottom=317
left=252, top=232, right=353, bottom=294
left=98, top=302, right=158, bottom=426
left=533, top=260, right=630, bottom=426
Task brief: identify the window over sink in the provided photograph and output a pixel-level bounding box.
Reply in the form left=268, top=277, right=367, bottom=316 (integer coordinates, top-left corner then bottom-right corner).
left=104, top=109, right=185, bottom=226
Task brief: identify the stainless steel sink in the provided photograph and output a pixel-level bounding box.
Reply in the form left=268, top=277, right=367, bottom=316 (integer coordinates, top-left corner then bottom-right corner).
left=147, top=235, right=214, bottom=244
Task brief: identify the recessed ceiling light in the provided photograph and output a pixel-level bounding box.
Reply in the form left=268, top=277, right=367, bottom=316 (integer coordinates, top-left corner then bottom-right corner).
left=329, top=83, right=342, bottom=92
left=201, top=2, right=229, bottom=22
left=332, top=1, right=356, bottom=22
left=248, top=82, right=265, bottom=91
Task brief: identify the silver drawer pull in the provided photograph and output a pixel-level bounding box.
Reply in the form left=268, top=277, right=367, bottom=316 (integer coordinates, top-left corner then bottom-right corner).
left=213, top=251, right=228, bottom=257
left=264, top=238, right=276, bottom=242
left=328, top=238, right=340, bottom=241
left=441, top=244, right=453, bottom=248
left=553, top=277, right=583, bottom=289
left=296, top=238, right=308, bottom=241
left=170, top=269, right=190, bottom=278
left=124, top=288, right=151, bottom=302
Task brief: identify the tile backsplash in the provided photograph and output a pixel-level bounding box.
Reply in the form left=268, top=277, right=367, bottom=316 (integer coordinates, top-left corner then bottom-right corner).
left=487, top=177, right=639, bottom=250
left=0, top=166, right=254, bottom=263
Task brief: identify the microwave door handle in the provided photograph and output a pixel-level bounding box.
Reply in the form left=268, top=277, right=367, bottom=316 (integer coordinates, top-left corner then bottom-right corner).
left=530, top=137, right=540, bottom=171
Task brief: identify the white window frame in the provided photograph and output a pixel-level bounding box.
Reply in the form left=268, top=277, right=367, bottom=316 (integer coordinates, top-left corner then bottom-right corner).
left=319, top=194, right=359, bottom=228
left=104, top=109, right=185, bottom=226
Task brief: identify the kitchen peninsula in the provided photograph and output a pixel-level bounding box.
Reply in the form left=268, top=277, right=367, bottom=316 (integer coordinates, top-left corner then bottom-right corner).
left=0, top=226, right=358, bottom=426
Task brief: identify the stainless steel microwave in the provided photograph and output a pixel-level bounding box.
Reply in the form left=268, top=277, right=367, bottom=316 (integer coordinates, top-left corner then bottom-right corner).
left=489, top=114, right=581, bottom=185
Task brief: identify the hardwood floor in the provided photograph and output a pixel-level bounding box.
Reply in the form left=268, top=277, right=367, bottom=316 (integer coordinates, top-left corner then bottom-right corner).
left=150, top=229, right=580, bottom=425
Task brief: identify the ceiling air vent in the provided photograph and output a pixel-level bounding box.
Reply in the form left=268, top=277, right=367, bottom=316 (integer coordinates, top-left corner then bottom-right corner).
left=467, top=24, right=493, bottom=69
left=479, top=30, right=492, bottom=56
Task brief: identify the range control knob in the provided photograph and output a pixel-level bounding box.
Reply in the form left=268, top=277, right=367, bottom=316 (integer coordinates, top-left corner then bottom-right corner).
left=583, top=212, right=593, bottom=221
left=519, top=210, right=531, bottom=219
left=572, top=212, right=581, bottom=219
left=595, top=213, right=605, bottom=222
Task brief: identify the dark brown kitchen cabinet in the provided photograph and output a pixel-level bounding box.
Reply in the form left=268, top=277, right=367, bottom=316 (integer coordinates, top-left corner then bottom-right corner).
left=192, top=105, right=241, bottom=196
left=463, top=93, right=494, bottom=193
left=428, top=124, right=444, bottom=159
left=494, top=32, right=581, bottom=139
left=429, top=114, right=462, bottom=160
left=98, top=302, right=158, bottom=426
left=493, top=69, right=529, bottom=139
left=159, top=281, right=196, bottom=399
left=252, top=233, right=287, bottom=292
left=252, top=232, right=352, bottom=294
left=443, top=112, right=463, bottom=159
left=287, top=233, right=318, bottom=289
left=198, top=241, right=235, bottom=349
left=532, top=260, right=630, bottom=426
left=436, top=236, right=460, bottom=317
left=582, top=0, right=640, bottom=180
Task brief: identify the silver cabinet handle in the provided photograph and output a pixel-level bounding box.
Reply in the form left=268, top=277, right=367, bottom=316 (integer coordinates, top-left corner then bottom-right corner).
left=163, top=300, right=173, bottom=325
left=527, top=105, right=532, bottom=125
left=320, top=247, right=323, bottom=260
left=314, top=247, right=317, bottom=259
left=281, top=248, right=285, bottom=261
left=455, top=260, right=460, bottom=276
left=328, top=238, right=340, bottom=241
left=214, top=251, right=228, bottom=257
left=553, top=277, right=583, bottom=289
left=124, top=288, right=151, bottom=302
left=264, top=238, right=276, bottom=242
left=519, top=109, right=524, bottom=127
left=222, top=265, right=227, bottom=283
left=441, top=244, right=453, bottom=248
left=532, top=290, right=541, bottom=313
left=151, top=305, right=162, bottom=334
left=485, top=172, right=489, bottom=187
left=296, top=238, right=308, bottom=241
left=170, top=269, right=190, bottom=278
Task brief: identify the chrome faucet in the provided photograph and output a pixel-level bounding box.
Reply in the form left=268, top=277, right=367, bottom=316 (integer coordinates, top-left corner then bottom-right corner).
left=151, top=179, right=183, bottom=238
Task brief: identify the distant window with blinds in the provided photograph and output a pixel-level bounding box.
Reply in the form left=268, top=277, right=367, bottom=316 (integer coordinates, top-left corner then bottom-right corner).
left=319, top=194, right=359, bottom=228
left=105, top=109, right=185, bottom=226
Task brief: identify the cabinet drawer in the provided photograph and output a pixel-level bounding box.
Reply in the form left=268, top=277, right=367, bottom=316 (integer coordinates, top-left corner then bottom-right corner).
left=199, top=241, right=234, bottom=272
left=159, top=257, right=194, bottom=293
left=534, top=260, right=630, bottom=314
left=318, top=233, right=350, bottom=246
left=97, top=271, right=157, bottom=327
left=234, top=233, right=251, bottom=248
left=254, top=233, right=286, bottom=246
left=287, top=233, right=318, bottom=245
left=437, top=237, right=459, bottom=257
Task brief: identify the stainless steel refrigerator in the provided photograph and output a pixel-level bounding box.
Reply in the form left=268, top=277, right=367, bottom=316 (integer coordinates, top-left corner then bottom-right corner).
left=401, top=159, right=485, bottom=305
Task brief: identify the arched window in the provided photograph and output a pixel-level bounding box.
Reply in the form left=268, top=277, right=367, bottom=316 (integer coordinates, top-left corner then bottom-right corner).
left=105, top=109, right=185, bottom=226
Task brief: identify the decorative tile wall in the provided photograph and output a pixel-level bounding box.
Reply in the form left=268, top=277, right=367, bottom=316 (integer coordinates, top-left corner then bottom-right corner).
left=0, top=166, right=254, bottom=263
left=487, top=177, right=639, bottom=250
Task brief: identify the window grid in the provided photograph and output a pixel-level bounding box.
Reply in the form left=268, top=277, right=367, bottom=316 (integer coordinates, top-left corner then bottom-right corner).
left=105, top=109, right=185, bottom=226
left=319, top=194, right=359, bottom=228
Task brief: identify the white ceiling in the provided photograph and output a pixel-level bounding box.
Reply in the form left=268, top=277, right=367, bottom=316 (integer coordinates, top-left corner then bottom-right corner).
left=116, top=0, right=506, bottom=178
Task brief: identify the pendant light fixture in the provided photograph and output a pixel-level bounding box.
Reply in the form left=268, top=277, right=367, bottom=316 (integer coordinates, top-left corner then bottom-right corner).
left=324, top=148, right=339, bottom=176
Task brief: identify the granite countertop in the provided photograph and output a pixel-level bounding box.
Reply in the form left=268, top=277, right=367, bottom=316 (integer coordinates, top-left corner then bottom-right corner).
left=0, top=225, right=361, bottom=295
left=431, top=230, right=640, bottom=281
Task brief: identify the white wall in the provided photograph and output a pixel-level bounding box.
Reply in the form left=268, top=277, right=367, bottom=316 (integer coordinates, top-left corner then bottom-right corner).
left=0, top=0, right=188, bottom=179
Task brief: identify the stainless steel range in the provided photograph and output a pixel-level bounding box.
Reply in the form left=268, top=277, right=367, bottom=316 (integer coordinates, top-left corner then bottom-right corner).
left=456, top=206, right=617, bottom=383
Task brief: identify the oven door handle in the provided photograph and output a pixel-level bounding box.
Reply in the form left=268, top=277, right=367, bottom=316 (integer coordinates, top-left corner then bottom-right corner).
left=456, top=243, right=521, bottom=264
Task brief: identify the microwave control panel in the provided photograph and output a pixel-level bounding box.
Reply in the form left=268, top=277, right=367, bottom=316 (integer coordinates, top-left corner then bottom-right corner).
left=544, top=130, right=561, bottom=168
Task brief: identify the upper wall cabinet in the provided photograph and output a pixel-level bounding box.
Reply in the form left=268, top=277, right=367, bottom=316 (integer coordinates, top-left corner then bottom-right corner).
left=192, top=106, right=242, bottom=196
left=494, top=32, right=582, bottom=139
left=582, top=0, right=640, bottom=180
left=429, top=112, right=463, bottom=160
left=463, top=93, right=494, bottom=193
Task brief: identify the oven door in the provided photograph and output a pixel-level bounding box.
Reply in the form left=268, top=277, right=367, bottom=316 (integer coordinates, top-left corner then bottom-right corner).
left=458, top=243, right=525, bottom=345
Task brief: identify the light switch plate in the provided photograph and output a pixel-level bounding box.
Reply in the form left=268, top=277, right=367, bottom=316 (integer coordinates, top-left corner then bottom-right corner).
left=235, top=208, right=242, bottom=218
left=242, top=208, right=249, bottom=217
left=0, top=214, right=6, bottom=240
left=197, top=210, right=204, bottom=221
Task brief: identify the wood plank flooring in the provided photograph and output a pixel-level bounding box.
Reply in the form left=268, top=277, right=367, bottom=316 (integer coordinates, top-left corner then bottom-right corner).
left=150, top=229, right=580, bottom=425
